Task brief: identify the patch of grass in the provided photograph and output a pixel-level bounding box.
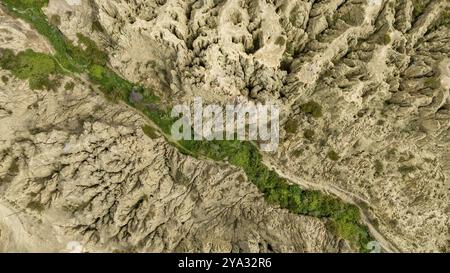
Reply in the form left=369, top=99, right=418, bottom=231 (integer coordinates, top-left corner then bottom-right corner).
left=300, top=101, right=323, bottom=118
left=0, top=48, right=61, bottom=90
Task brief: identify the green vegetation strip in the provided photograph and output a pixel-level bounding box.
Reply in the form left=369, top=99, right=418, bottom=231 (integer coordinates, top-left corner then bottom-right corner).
left=0, top=0, right=373, bottom=251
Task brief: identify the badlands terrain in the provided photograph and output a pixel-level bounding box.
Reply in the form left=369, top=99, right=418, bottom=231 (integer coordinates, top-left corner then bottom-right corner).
left=0, top=0, right=449, bottom=252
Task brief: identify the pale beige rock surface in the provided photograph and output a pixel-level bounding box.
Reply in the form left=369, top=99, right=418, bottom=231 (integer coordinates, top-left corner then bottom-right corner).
left=0, top=0, right=449, bottom=252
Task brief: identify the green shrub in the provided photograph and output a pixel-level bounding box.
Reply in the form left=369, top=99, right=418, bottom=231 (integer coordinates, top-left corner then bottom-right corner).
left=50, top=14, right=61, bottom=26
left=1, top=75, right=9, bottom=84
left=27, top=201, right=45, bottom=212
left=327, top=150, right=340, bottom=161
left=303, top=129, right=315, bottom=140
left=142, top=125, right=159, bottom=139
left=300, top=101, right=323, bottom=118
left=292, top=148, right=304, bottom=157
left=64, top=81, right=75, bottom=90
left=413, top=1, right=431, bottom=19
left=374, top=160, right=383, bottom=175
left=275, top=36, right=285, bottom=46
left=398, top=165, right=416, bottom=174
left=284, top=119, right=299, bottom=134
left=382, top=34, right=391, bottom=45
